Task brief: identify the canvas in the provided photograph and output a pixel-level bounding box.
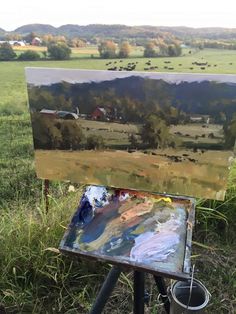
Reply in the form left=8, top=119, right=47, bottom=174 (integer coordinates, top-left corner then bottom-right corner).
left=59, top=185, right=195, bottom=279
left=26, top=68, right=236, bottom=200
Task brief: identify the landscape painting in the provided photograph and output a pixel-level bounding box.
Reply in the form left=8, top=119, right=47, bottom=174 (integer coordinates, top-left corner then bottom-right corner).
left=60, top=185, right=195, bottom=279
left=26, top=68, right=236, bottom=200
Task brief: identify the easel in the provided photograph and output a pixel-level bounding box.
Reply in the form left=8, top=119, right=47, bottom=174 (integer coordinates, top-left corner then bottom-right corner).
left=89, top=266, right=170, bottom=314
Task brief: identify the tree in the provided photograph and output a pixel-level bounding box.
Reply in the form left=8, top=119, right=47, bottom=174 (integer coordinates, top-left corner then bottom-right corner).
left=118, top=41, right=132, bottom=58
left=98, top=40, right=116, bottom=58
left=86, top=135, right=105, bottom=150
left=167, top=44, right=182, bottom=57
left=0, top=42, right=16, bottom=61
left=60, top=120, right=84, bottom=150
left=129, top=133, right=138, bottom=148
left=141, top=114, right=170, bottom=149
left=224, top=115, right=236, bottom=149
left=143, top=41, right=156, bottom=58
left=47, top=43, right=71, bottom=60
left=18, top=50, right=40, bottom=61
left=23, top=32, right=37, bottom=44
left=69, top=37, right=86, bottom=48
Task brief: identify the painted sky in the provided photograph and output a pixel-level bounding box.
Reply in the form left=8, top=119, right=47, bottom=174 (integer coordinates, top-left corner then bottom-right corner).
left=2, top=0, right=236, bottom=31
left=25, top=68, right=236, bottom=86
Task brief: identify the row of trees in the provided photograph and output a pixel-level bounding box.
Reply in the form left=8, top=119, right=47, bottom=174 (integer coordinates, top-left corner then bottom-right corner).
left=144, top=40, right=182, bottom=57
left=0, top=42, right=71, bottom=61
left=32, top=112, right=174, bottom=151
left=32, top=114, right=105, bottom=150
left=98, top=41, right=132, bottom=58
left=2, top=32, right=86, bottom=48
left=98, top=39, right=182, bottom=58
left=188, top=39, right=236, bottom=50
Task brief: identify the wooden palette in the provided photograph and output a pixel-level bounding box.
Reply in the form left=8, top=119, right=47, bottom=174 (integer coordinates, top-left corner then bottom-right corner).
left=60, top=185, right=195, bottom=280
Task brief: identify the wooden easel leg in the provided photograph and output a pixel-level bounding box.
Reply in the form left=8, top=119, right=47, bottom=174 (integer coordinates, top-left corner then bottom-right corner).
left=153, top=275, right=170, bottom=314
left=44, top=179, right=49, bottom=213
left=89, top=266, right=122, bottom=314
left=133, top=271, right=145, bottom=314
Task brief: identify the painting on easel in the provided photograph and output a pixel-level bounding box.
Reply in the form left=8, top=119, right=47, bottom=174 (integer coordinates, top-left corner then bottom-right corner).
left=26, top=68, right=235, bottom=200
left=60, top=185, right=195, bottom=279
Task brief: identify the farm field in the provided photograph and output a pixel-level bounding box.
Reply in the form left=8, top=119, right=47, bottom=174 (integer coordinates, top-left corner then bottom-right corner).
left=2, top=48, right=236, bottom=115
left=0, top=48, right=236, bottom=313
left=35, top=148, right=232, bottom=200
left=31, top=116, right=231, bottom=200
left=78, top=119, right=224, bottom=146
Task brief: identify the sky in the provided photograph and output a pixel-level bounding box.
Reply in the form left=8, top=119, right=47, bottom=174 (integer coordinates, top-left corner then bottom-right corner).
left=1, top=0, right=236, bottom=31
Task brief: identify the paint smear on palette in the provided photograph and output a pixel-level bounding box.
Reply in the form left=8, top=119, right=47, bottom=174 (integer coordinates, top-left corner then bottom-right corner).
left=130, top=213, right=183, bottom=263
left=60, top=185, right=194, bottom=276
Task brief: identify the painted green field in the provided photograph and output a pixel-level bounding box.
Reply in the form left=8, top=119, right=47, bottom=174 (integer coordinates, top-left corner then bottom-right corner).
left=1, top=48, right=236, bottom=115
left=35, top=148, right=232, bottom=200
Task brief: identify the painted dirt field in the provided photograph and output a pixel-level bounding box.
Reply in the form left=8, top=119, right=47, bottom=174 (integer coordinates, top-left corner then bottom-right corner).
left=60, top=185, right=195, bottom=278
left=35, top=148, right=233, bottom=200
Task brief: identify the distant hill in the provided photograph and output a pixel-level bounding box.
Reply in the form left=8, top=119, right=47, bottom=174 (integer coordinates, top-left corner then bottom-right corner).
left=157, top=26, right=236, bottom=40
left=33, top=76, right=236, bottom=120
left=13, top=24, right=172, bottom=39
left=3, top=23, right=236, bottom=40
left=0, top=27, right=5, bottom=34
left=14, top=24, right=57, bottom=35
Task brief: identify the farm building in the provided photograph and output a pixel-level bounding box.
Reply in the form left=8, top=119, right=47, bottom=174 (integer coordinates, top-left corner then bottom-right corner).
left=40, top=109, right=78, bottom=120
left=40, top=109, right=57, bottom=118
left=0, top=40, right=26, bottom=46
left=190, top=114, right=210, bottom=123
left=57, top=111, right=79, bottom=119
left=31, top=37, right=42, bottom=46
left=91, top=107, right=107, bottom=120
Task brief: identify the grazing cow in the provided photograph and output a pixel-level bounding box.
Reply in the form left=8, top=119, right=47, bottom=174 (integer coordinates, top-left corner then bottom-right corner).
left=108, top=67, right=117, bottom=71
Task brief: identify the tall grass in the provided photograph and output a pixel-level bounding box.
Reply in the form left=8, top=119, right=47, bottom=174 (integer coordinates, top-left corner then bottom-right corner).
left=0, top=191, right=104, bottom=313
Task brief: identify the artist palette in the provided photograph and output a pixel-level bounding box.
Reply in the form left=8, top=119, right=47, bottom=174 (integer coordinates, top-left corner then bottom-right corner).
left=60, top=185, right=195, bottom=280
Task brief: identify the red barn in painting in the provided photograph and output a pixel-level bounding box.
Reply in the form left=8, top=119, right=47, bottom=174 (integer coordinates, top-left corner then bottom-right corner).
left=91, top=107, right=107, bottom=120
left=31, top=37, right=42, bottom=46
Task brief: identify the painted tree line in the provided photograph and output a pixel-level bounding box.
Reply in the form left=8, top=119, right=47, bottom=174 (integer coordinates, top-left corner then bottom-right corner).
left=29, top=77, right=236, bottom=151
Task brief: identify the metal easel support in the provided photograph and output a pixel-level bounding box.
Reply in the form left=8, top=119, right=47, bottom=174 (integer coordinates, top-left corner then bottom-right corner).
left=133, top=271, right=145, bottom=314
left=154, top=275, right=170, bottom=313
left=89, top=266, right=122, bottom=314
left=89, top=266, right=170, bottom=314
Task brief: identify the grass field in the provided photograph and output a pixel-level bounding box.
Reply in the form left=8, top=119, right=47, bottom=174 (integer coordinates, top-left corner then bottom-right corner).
left=0, top=48, right=236, bottom=313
